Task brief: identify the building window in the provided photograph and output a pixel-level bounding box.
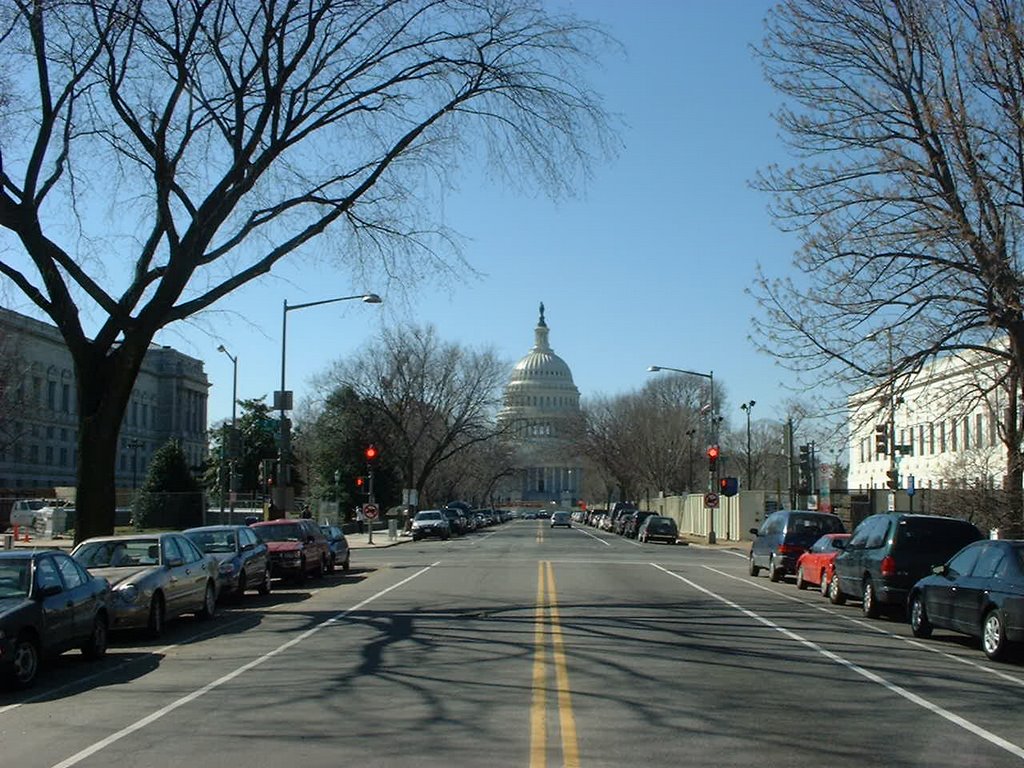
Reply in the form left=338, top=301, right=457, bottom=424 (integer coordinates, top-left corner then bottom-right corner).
left=60, top=447, right=67, bottom=467
left=918, top=425, right=925, bottom=456
left=939, top=422, right=946, bottom=453
left=990, top=410, right=999, bottom=448
left=950, top=419, right=958, bottom=452
left=929, top=423, right=935, bottom=454
left=47, top=380, right=56, bottom=410
left=45, top=446, right=54, bottom=465
left=61, top=383, right=70, bottom=413
left=975, top=413, right=984, bottom=449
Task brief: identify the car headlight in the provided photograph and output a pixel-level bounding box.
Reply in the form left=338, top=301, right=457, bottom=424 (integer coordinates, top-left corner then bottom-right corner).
left=116, top=584, right=140, bottom=604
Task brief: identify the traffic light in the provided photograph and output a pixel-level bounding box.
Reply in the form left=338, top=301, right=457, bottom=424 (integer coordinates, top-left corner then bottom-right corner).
left=365, top=444, right=379, bottom=462
left=874, top=424, right=888, bottom=455
left=707, top=444, right=720, bottom=472
left=719, top=476, right=739, bottom=497
left=886, top=468, right=900, bottom=490
left=355, top=475, right=365, bottom=490
left=798, top=443, right=810, bottom=468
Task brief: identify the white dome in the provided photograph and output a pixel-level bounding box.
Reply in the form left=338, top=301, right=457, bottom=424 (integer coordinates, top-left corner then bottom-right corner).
left=501, top=303, right=580, bottom=417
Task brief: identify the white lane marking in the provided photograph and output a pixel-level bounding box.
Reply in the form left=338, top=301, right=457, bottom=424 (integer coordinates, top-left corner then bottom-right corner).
left=653, top=563, right=1024, bottom=761
left=703, top=564, right=1024, bottom=689
left=48, top=562, right=441, bottom=768
left=572, top=526, right=611, bottom=546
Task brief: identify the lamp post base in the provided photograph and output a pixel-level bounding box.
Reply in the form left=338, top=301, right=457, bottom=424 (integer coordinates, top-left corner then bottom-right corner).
left=707, top=530, right=717, bottom=545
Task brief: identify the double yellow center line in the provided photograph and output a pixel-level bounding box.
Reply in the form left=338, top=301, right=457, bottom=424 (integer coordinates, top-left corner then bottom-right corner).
left=530, top=560, right=579, bottom=768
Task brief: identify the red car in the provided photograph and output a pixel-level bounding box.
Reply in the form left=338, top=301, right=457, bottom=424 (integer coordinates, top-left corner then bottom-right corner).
left=794, top=533, right=851, bottom=595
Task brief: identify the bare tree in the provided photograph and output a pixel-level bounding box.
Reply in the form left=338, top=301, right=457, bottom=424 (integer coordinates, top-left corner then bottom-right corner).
left=313, top=324, right=508, bottom=505
left=0, top=0, right=615, bottom=540
left=752, top=0, right=1024, bottom=510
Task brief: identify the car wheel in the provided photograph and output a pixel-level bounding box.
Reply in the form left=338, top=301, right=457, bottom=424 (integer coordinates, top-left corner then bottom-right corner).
left=828, top=573, right=846, bottom=605
left=769, top=556, right=783, bottom=583
left=7, top=632, right=40, bottom=688
left=81, top=614, right=108, bottom=660
left=295, top=557, right=307, bottom=584
left=795, top=566, right=808, bottom=590
left=341, top=553, right=351, bottom=573
left=233, top=572, right=248, bottom=602
left=197, top=581, right=217, bottom=621
left=983, top=609, right=1009, bottom=660
left=748, top=554, right=760, bottom=577
left=147, top=593, right=166, bottom=638
left=257, top=566, right=272, bottom=596
left=327, top=553, right=336, bottom=574
left=861, top=579, right=879, bottom=618
left=909, top=593, right=932, bottom=638
left=820, top=570, right=830, bottom=597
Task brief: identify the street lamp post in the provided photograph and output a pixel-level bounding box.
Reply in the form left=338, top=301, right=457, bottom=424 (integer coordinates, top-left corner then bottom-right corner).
left=741, top=400, right=756, bottom=490
left=685, top=428, right=697, bottom=491
left=217, top=345, right=238, bottom=519
left=866, top=328, right=899, bottom=500
left=648, top=364, right=717, bottom=543
left=277, top=293, right=382, bottom=515
left=127, top=439, right=143, bottom=494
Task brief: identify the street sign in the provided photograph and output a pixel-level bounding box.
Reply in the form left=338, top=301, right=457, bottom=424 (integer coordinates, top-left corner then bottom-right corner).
left=362, top=503, right=379, bottom=520
left=704, top=492, right=719, bottom=509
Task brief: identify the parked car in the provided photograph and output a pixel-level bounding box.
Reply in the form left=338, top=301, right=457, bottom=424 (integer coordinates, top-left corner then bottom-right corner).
left=441, top=507, right=469, bottom=536
left=829, top=513, right=983, bottom=618
left=622, top=510, right=657, bottom=539
left=0, top=550, right=111, bottom=688
left=908, top=539, right=1024, bottom=660
left=749, top=510, right=846, bottom=582
left=319, top=524, right=351, bottom=572
left=794, top=533, right=851, bottom=594
left=550, top=511, right=572, bottom=528
left=184, top=524, right=271, bottom=600
left=638, top=515, right=679, bottom=544
left=71, top=533, right=218, bottom=637
left=412, top=510, right=451, bottom=541
left=250, top=518, right=330, bottom=583
left=8, top=499, right=52, bottom=530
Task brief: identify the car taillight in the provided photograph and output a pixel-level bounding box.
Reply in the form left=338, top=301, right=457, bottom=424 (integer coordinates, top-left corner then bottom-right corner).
left=880, top=555, right=896, bottom=577
left=778, top=544, right=804, bottom=555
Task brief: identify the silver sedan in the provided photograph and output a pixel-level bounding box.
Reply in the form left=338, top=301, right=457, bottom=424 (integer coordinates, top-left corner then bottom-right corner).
left=71, top=532, right=218, bottom=637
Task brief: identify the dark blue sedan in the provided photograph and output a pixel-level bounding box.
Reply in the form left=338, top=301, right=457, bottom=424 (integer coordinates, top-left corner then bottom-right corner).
left=0, top=550, right=111, bottom=688
left=908, top=539, right=1024, bottom=661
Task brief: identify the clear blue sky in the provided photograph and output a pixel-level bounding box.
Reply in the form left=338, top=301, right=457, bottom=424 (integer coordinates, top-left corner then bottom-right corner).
left=155, top=0, right=807, bottom=435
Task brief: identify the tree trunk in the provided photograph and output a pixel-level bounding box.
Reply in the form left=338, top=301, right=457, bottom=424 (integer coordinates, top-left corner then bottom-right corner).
left=72, top=341, right=148, bottom=544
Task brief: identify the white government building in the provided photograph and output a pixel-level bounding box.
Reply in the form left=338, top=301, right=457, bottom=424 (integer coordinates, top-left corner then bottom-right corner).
left=496, top=303, right=583, bottom=505
left=847, top=349, right=1008, bottom=492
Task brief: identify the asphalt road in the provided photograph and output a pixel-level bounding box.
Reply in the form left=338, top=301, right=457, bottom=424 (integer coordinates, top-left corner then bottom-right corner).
left=2, top=520, right=1023, bottom=767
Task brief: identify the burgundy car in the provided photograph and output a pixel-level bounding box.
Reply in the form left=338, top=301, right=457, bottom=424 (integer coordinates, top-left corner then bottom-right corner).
left=794, top=533, right=851, bottom=595
left=250, top=519, right=330, bottom=583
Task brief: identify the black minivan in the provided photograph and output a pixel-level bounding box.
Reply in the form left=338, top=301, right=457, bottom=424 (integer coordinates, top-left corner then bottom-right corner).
left=829, top=513, right=983, bottom=618
left=749, top=510, right=846, bottom=582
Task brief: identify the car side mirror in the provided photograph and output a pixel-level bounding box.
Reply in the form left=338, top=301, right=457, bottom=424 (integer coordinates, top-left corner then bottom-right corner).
left=166, top=556, right=184, bottom=568
left=749, top=528, right=759, bottom=536
left=932, top=564, right=949, bottom=576
left=36, top=583, right=62, bottom=598
left=241, top=543, right=253, bottom=552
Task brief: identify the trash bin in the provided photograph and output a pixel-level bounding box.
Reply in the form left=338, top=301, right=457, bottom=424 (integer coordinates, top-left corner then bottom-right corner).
left=2, top=533, right=13, bottom=550
left=388, top=519, right=398, bottom=541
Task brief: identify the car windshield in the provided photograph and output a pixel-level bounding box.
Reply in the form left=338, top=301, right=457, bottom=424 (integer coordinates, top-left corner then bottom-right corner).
left=74, top=539, right=161, bottom=567
left=0, top=558, right=31, bottom=597
left=185, top=529, right=237, bottom=554
left=416, top=512, right=442, bottom=521
left=789, top=514, right=844, bottom=535
left=253, top=524, right=303, bottom=542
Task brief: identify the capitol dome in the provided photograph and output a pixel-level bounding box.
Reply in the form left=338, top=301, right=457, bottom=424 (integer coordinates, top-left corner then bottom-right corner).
left=502, top=303, right=580, bottom=416
left=497, top=303, right=582, bottom=506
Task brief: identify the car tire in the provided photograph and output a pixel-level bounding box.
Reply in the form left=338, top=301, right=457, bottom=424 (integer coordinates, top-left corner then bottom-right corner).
left=147, top=593, right=166, bottom=638
left=341, top=553, right=351, bottom=572
left=748, top=554, right=760, bottom=577
left=197, top=581, right=217, bottom=621
left=820, top=570, right=830, bottom=597
left=7, top=632, right=40, bottom=689
left=909, top=593, right=932, bottom=638
left=861, top=579, right=879, bottom=619
left=829, top=573, right=846, bottom=605
left=257, top=566, right=272, bottom=596
left=327, top=553, right=336, bottom=574
left=81, top=614, right=108, bottom=660
left=769, top=556, right=783, bottom=583
left=983, top=609, right=1009, bottom=661
left=295, top=557, right=307, bottom=584
left=795, top=566, right=808, bottom=590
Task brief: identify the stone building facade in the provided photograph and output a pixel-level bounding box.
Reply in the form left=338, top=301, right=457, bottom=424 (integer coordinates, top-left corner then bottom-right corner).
left=497, top=303, right=583, bottom=505
left=0, top=307, right=210, bottom=492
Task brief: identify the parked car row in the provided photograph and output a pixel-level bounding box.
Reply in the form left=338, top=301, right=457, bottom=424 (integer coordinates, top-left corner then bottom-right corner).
left=750, top=509, right=1024, bottom=661
left=580, top=506, right=680, bottom=544
left=411, top=506, right=512, bottom=541
left=0, top=519, right=353, bottom=689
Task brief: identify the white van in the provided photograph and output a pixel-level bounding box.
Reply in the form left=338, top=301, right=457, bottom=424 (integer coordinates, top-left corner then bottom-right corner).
left=9, top=499, right=52, bottom=529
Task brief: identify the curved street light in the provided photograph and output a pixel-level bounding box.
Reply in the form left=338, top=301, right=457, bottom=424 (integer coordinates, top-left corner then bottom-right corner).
left=217, top=344, right=239, bottom=518
left=741, top=400, right=756, bottom=490
left=276, top=293, right=382, bottom=513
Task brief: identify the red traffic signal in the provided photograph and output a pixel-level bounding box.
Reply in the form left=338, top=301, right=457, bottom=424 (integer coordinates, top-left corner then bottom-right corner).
left=355, top=476, right=365, bottom=488
left=365, top=444, right=379, bottom=461
left=719, top=476, right=739, bottom=497
left=706, top=445, right=720, bottom=461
